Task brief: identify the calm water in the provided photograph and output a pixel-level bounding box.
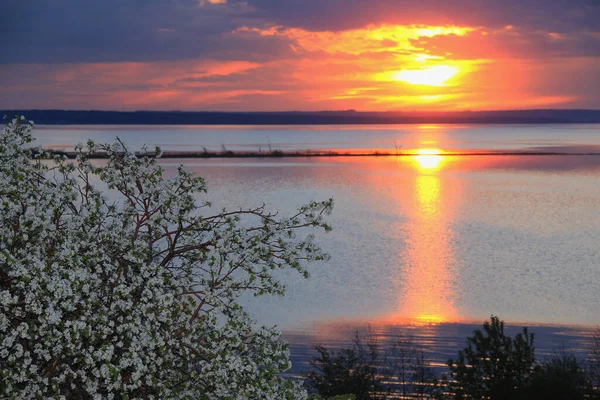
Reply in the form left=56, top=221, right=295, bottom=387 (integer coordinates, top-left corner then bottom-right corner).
left=36, top=124, right=600, bottom=364
left=175, top=155, right=600, bottom=329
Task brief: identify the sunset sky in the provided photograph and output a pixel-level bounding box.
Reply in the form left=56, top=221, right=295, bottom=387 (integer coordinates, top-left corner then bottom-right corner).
left=1, top=0, right=599, bottom=111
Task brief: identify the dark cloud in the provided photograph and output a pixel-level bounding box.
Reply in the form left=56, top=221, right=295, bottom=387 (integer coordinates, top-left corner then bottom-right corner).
left=411, top=29, right=600, bottom=60
left=0, top=0, right=293, bottom=63
left=245, top=0, right=600, bottom=33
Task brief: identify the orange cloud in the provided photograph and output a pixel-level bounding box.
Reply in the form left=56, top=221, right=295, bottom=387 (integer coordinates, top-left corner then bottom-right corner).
left=52, top=60, right=259, bottom=88
left=236, top=23, right=474, bottom=56
left=199, top=0, right=227, bottom=5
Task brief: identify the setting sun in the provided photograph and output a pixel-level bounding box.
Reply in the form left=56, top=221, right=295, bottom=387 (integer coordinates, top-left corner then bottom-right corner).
left=393, top=66, right=459, bottom=86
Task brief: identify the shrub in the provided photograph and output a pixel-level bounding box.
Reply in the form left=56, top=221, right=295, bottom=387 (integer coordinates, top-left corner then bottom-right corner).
left=527, top=349, right=591, bottom=400
left=590, top=327, right=600, bottom=394
left=304, top=330, right=384, bottom=400
left=446, top=316, right=536, bottom=400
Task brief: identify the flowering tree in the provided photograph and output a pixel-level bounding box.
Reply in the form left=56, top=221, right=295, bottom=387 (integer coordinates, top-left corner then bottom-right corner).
left=0, top=117, right=333, bottom=399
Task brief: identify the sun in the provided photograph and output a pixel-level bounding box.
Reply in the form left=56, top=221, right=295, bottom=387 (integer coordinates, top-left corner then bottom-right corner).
left=392, top=65, right=459, bottom=86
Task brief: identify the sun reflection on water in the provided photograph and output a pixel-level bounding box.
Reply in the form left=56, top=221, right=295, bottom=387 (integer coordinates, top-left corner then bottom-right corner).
left=305, top=142, right=461, bottom=328
left=414, top=148, right=444, bottom=170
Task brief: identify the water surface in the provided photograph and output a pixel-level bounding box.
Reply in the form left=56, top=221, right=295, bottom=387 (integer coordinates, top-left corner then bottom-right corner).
left=37, top=124, right=600, bottom=366
left=178, top=155, right=600, bottom=329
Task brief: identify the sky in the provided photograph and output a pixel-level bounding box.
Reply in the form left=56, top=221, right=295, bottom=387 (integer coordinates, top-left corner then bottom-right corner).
left=1, top=0, right=599, bottom=111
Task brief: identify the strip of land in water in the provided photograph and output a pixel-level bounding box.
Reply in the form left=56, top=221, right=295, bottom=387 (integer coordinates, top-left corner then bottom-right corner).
left=44, top=149, right=600, bottom=159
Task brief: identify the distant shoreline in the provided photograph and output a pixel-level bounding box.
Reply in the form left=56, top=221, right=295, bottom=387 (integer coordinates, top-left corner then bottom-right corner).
left=5, top=109, right=600, bottom=125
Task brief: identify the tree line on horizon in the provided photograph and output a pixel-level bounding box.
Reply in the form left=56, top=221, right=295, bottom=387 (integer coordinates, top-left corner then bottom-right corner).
left=3, top=109, right=600, bottom=125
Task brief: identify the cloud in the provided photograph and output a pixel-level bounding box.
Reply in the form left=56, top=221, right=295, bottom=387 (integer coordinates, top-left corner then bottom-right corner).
left=411, top=26, right=600, bottom=60
left=235, top=24, right=473, bottom=56
left=0, top=0, right=280, bottom=63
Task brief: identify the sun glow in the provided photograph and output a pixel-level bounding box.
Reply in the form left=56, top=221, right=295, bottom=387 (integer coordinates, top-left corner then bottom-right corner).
left=393, top=66, right=459, bottom=86
left=414, top=148, right=443, bottom=170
